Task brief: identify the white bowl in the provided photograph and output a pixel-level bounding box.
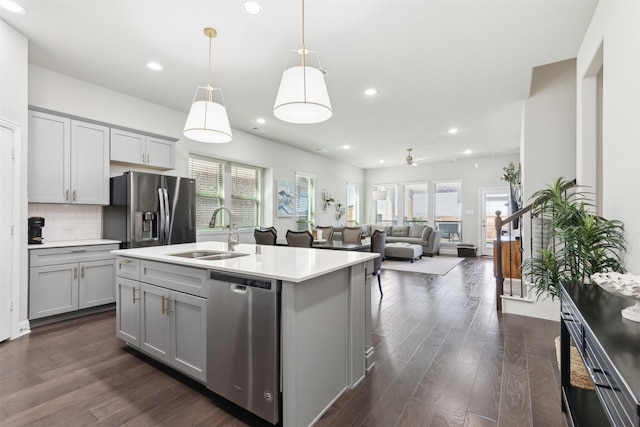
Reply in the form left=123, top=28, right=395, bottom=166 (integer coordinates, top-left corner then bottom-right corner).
left=591, top=272, right=640, bottom=322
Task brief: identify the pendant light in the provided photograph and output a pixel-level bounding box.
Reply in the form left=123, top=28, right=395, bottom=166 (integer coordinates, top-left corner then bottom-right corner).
left=183, top=27, right=232, bottom=143
left=273, top=0, right=332, bottom=124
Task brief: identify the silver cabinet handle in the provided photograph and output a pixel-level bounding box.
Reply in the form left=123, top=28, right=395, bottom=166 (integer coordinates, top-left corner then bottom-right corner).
left=120, top=259, right=131, bottom=264
left=74, top=266, right=78, bottom=279
left=146, top=153, right=150, bottom=164
left=81, top=265, right=85, bottom=278
left=73, top=190, right=77, bottom=201
left=132, top=287, right=138, bottom=303
left=66, top=189, right=70, bottom=201
left=72, top=249, right=87, bottom=253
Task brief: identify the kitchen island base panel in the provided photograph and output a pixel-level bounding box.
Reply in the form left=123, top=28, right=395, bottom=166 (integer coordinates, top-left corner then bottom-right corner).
left=281, top=264, right=368, bottom=427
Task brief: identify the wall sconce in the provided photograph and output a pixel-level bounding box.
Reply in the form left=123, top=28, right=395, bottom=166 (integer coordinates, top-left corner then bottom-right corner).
left=335, top=201, right=345, bottom=220
left=321, top=189, right=335, bottom=210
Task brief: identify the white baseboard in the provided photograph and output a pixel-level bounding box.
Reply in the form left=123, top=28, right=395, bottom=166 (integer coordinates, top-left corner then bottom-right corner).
left=16, top=319, right=31, bottom=338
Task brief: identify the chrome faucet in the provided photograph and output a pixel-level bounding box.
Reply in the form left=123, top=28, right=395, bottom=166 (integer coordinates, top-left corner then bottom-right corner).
left=209, top=207, right=239, bottom=251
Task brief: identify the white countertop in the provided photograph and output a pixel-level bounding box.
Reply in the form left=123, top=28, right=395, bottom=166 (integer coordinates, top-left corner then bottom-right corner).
left=113, top=242, right=378, bottom=283
left=28, top=239, right=121, bottom=250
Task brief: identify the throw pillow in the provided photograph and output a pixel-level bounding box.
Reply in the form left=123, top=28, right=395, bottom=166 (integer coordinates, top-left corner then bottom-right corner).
left=390, top=226, right=406, bottom=237
left=422, top=226, right=432, bottom=240
left=409, top=224, right=426, bottom=238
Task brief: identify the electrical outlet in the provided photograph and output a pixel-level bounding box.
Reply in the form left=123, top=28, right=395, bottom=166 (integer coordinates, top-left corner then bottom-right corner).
left=62, top=225, right=75, bottom=234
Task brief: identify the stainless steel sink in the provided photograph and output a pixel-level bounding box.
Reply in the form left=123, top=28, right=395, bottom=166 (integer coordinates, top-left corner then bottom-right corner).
left=168, top=250, right=249, bottom=260
left=198, top=253, right=249, bottom=260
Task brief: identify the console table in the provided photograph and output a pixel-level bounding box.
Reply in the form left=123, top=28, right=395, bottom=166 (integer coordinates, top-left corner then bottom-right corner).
left=560, top=282, right=640, bottom=426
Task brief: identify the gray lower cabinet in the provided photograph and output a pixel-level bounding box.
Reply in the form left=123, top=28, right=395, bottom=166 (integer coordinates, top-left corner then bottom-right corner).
left=116, top=276, right=140, bottom=347
left=29, top=244, right=118, bottom=319
left=115, top=257, right=207, bottom=382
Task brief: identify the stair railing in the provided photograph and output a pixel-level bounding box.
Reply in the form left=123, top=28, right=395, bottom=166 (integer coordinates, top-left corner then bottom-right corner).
left=493, top=179, right=576, bottom=311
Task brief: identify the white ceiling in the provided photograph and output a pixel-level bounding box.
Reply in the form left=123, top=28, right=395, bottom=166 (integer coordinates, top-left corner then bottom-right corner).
left=1, top=0, right=597, bottom=169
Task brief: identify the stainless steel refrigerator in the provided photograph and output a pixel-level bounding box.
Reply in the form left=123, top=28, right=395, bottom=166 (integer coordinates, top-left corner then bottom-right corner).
left=103, top=171, right=196, bottom=248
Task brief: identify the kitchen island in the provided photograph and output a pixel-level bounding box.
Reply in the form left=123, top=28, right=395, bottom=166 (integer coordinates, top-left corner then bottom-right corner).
left=112, top=241, right=377, bottom=427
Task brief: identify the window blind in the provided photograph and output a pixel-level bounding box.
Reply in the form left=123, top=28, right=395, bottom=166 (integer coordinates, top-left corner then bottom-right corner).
left=231, top=163, right=261, bottom=229
left=295, top=173, right=315, bottom=231
left=188, top=155, right=225, bottom=230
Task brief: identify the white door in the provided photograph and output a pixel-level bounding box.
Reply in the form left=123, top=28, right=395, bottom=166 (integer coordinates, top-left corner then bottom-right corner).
left=480, top=187, right=510, bottom=257
left=0, top=122, right=17, bottom=341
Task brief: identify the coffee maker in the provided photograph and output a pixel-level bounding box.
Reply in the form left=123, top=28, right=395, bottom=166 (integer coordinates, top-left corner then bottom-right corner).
left=28, top=217, right=45, bottom=244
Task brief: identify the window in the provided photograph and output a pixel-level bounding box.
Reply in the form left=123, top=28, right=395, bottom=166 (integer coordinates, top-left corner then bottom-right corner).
left=231, top=163, right=261, bottom=229
left=189, top=155, right=224, bottom=230
left=434, top=181, right=462, bottom=242
left=373, top=184, right=397, bottom=226
left=403, top=183, right=428, bottom=225
left=346, top=183, right=359, bottom=226
left=189, top=154, right=262, bottom=231
left=295, top=172, right=315, bottom=231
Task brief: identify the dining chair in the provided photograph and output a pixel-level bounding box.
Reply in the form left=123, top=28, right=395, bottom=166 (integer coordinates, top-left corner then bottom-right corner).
left=254, top=228, right=277, bottom=245
left=370, top=229, right=386, bottom=297
left=286, top=230, right=313, bottom=248
left=315, top=225, right=334, bottom=241
left=342, top=226, right=363, bottom=243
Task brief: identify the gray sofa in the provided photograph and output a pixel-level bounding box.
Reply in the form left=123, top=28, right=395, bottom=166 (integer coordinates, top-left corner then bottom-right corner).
left=332, top=224, right=441, bottom=256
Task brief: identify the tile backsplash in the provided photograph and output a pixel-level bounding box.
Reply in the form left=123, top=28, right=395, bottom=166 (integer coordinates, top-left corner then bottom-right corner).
left=28, top=204, right=102, bottom=242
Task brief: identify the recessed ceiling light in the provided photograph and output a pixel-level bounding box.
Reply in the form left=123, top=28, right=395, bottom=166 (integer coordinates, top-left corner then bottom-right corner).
left=364, top=88, right=378, bottom=96
left=242, top=1, right=263, bottom=16
left=0, top=0, right=25, bottom=14
left=448, top=128, right=459, bottom=134
left=146, top=61, right=164, bottom=72
left=379, top=160, right=385, bottom=164
left=342, top=144, right=350, bottom=150
left=464, top=149, right=472, bottom=155
left=256, top=117, right=267, bottom=124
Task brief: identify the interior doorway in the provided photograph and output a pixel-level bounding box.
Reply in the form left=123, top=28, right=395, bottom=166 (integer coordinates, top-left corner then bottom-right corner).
left=0, top=119, right=19, bottom=342
left=480, top=187, right=510, bottom=257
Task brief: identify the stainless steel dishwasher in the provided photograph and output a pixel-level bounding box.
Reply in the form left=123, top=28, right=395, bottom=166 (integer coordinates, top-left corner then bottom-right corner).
left=206, top=271, right=280, bottom=425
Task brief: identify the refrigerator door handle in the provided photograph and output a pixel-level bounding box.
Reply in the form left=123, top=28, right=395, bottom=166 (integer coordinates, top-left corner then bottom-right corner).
left=158, top=188, right=166, bottom=245
left=163, top=188, right=170, bottom=244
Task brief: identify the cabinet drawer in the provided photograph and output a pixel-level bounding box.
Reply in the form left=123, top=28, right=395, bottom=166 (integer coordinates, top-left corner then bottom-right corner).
left=30, top=244, right=118, bottom=267
left=116, top=257, right=141, bottom=281
left=141, top=260, right=207, bottom=298
left=561, top=296, right=583, bottom=350
left=584, top=330, right=639, bottom=426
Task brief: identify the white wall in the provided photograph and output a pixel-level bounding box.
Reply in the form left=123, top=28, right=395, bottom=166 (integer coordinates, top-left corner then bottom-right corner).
left=364, top=154, right=518, bottom=249
left=0, top=19, right=29, bottom=335
left=521, top=58, right=577, bottom=202
left=577, top=1, right=640, bottom=273
left=28, top=65, right=365, bottom=243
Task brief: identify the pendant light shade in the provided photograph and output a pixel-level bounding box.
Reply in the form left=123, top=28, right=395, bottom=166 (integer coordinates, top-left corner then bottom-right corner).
left=183, top=28, right=232, bottom=143
left=372, top=190, right=388, bottom=201
left=274, top=65, right=332, bottom=124
left=184, top=89, right=232, bottom=143
left=273, top=0, right=332, bottom=124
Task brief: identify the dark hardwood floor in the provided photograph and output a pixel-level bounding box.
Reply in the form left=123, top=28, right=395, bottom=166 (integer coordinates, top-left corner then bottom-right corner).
left=0, top=257, right=567, bottom=426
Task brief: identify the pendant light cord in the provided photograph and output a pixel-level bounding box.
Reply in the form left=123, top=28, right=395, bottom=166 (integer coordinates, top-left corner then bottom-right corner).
left=301, top=0, right=306, bottom=67
left=207, top=32, right=213, bottom=101
left=301, top=0, right=307, bottom=101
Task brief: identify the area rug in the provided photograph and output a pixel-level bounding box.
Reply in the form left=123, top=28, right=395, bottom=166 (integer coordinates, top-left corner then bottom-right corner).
left=381, top=256, right=463, bottom=275
left=554, top=336, right=594, bottom=390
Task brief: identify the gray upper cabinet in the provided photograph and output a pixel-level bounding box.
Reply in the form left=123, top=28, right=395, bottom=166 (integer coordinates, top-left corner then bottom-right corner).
left=29, top=110, right=110, bottom=205
left=110, top=128, right=175, bottom=170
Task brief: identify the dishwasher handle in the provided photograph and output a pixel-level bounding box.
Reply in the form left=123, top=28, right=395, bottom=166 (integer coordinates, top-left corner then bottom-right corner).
left=230, top=284, right=247, bottom=294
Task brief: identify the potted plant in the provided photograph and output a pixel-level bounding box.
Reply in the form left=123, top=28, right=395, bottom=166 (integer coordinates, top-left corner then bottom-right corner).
left=522, top=177, right=626, bottom=299
left=500, top=162, right=522, bottom=227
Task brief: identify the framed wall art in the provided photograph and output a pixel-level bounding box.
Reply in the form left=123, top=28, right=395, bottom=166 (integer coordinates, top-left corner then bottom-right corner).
left=276, top=180, right=294, bottom=217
